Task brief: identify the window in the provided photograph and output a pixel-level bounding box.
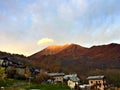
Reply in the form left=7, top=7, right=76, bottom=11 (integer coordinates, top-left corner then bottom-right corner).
left=96, top=81, right=98, bottom=84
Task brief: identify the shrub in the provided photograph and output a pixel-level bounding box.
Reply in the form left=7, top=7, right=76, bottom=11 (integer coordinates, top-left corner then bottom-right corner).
left=33, top=73, right=50, bottom=84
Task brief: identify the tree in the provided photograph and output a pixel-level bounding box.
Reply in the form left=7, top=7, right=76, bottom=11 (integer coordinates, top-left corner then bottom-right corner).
left=0, top=66, right=6, bottom=80
left=25, top=67, right=31, bottom=80
left=33, top=73, right=51, bottom=84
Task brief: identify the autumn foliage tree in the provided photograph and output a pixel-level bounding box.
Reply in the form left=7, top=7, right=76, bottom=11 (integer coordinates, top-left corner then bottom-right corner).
left=0, top=66, right=6, bottom=80
left=25, top=67, right=31, bottom=81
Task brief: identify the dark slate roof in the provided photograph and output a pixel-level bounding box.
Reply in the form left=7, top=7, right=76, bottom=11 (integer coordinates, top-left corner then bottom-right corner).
left=1, top=57, right=20, bottom=64
left=87, top=75, right=105, bottom=80
left=0, top=57, right=26, bottom=68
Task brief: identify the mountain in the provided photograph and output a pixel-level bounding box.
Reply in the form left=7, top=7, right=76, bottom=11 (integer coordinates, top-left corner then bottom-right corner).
left=55, top=44, right=88, bottom=57
left=29, top=43, right=120, bottom=79
left=83, top=43, right=120, bottom=61
left=30, top=43, right=120, bottom=61
left=31, top=44, right=70, bottom=57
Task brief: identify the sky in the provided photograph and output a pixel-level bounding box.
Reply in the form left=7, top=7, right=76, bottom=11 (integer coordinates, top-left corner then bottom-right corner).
left=0, top=0, right=120, bottom=56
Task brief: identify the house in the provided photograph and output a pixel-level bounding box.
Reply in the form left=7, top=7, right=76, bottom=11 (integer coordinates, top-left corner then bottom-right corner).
left=87, top=75, right=108, bottom=90
left=0, top=58, right=4, bottom=66
left=0, top=58, right=9, bottom=67
left=48, top=73, right=65, bottom=83
left=0, top=57, right=23, bottom=68
left=30, top=68, right=40, bottom=77
left=6, top=66, right=26, bottom=78
left=0, top=57, right=29, bottom=78
left=64, top=74, right=80, bottom=89
left=0, top=57, right=40, bottom=80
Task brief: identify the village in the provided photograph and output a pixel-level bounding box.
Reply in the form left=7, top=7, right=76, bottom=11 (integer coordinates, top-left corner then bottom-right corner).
left=0, top=57, right=119, bottom=90
left=0, top=0, right=120, bottom=90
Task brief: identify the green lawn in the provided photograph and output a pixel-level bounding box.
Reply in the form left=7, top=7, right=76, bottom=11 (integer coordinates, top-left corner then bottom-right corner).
left=5, top=84, right=70, bottom=90
left=0, top=79, right=70, bottom=90
left=27, top=84, right=70, bottom=90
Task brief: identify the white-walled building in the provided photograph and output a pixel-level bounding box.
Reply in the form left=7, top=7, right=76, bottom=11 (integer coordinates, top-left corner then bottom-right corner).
left=64, top=74, right=80, bottom=89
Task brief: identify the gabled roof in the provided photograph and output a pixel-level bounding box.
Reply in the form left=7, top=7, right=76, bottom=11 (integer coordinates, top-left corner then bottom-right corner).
left=64, top=74, right=80, bottom=82
left=64, top=74, right=77, bottom=79
left=1, top=57, right=21, bottom=64
left=87, top=75, right=105, bottom=80
left=0, top=57, right=25, bottom=68
left=48, top=73, right=65, bottom=77
left=69, top=76, right=80, bottom=82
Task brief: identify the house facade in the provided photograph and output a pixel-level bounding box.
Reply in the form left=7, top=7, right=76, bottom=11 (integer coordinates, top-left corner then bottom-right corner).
left=64, top=74, right=80, bottom=89
left=0, top=58, right=9, bottom=67
left=48, top=73, right=65, bottom=83
left=87, top=75, right=108, bottom=90
left=0, top=59, right=4, bottom=66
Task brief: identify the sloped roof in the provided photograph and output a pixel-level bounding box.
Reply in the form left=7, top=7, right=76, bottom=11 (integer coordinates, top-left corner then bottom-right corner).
left=49, top=73, right=65, bottom=77
left=64, top=74, right=80, bottom=82
left=0, top=57, right=26, bottom=68
left=87, top=75, right=105, bottom=80
left=69, top=76, right=80, bottom=82
left=1, top=57, right=20, bottom=64
left=64, top=74, right=76, bottom=79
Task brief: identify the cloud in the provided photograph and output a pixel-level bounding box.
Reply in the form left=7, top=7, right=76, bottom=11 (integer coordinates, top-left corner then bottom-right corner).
left=37, top=38, right=54, bottom=45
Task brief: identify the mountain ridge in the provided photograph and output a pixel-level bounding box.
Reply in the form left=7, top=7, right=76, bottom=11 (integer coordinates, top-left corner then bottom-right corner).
left=29, top=43, right=120, bottom=76
left=29, top=43, right=120, bottom=61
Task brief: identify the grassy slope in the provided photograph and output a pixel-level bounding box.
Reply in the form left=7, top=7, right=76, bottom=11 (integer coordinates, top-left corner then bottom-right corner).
left=2, top=80, right=70, bottom=90
left=26, top=84, right=70, bottom=90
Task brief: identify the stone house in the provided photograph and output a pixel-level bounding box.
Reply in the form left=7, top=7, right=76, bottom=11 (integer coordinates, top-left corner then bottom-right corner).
left=48, top=73, right=65, bottom=83
left=87, top=75, right=108, bottom=90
